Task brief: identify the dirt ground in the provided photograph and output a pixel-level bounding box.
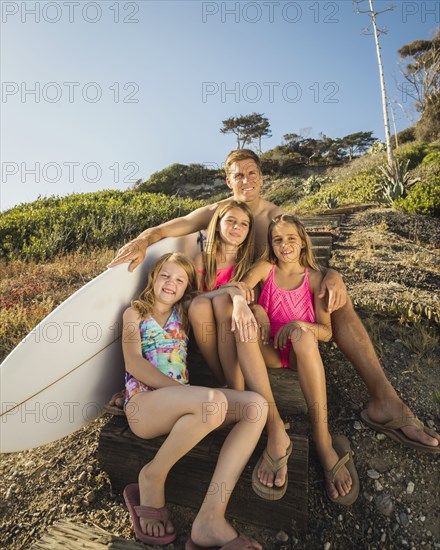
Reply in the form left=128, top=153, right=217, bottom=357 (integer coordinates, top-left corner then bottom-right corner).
left=1, top=208, right=439, bottom=550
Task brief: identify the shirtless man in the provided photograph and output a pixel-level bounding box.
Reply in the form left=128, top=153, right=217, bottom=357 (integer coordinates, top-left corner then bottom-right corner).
left=109, top=149, right=440, bottom=491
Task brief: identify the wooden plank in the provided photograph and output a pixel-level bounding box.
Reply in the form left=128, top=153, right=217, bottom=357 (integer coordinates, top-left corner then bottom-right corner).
left=30, top=520, right=151, bottom=550
left=98, top=418, right=308, bottom=532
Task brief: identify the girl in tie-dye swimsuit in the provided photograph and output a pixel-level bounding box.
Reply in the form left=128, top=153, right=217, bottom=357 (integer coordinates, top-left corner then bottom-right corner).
left=121, top=252, right=266, bottom=549
left=241, top=214, right=359, bottom=506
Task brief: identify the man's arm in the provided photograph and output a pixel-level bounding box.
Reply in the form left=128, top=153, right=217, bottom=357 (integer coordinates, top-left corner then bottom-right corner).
left=107, top=202, right=221, bottom=271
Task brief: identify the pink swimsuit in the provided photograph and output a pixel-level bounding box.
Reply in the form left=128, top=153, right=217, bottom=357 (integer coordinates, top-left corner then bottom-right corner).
left=197, top=264, right=235, bottom=291
left=258, top=265, right=316, bottom=367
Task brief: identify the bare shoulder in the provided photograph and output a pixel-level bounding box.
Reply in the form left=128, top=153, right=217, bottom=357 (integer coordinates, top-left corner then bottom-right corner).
left=123, top=306, right=142, bottom=323
left=308, top=269, right=324, bottom=292
left=262, top=199, right=286, bottom=219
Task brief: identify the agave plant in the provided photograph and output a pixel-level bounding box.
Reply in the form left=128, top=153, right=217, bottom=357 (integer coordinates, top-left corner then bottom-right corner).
left=375, top=159, right=420, bottom=205
left=323, top=193, right=339, bottom=209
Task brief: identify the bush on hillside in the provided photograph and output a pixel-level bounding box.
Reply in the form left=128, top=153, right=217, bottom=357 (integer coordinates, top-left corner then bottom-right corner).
left=394, top=141, right=428, bottom=169
left=394, top=176, right=440, bottom=217
left=134, top=163, right=221, bottom=196
left=0, top=191, right=203, bottom=262
left=294, top=171, right=380, bottom=213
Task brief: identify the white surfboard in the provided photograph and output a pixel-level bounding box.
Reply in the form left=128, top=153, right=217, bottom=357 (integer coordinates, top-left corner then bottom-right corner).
left=0, top=233, right=204, bottom=453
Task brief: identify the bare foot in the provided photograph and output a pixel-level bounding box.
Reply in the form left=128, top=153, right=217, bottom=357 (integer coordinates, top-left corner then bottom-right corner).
left=316, top=439, right=352, bottom=500
left=368, top=396, right=440, bottom=448
left=138, top=463, right=174, bottom=538
left=191, top=512, right=262, bottom=549
left=257, top=426, right=291, bottom=488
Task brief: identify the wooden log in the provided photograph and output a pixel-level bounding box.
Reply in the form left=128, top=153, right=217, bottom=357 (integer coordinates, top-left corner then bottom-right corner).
left=98, top=416, right=309, bottom=532
left=30, top=520, right=150, bottom=549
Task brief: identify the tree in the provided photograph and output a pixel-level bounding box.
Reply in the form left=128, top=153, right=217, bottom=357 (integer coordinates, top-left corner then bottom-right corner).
left=337, top=131, right=377, bottom=160
left=220, top=113, right=271, bottom=151
left=354, top=0, right=395, bottom=166
left=398, top=28, right=440, bottom=113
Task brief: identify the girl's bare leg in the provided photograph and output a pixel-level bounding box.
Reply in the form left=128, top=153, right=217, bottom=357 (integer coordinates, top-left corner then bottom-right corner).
left=212, top=295, right=245, bottom=390
left=188, top=296, right=226, bottom=385
left=189, top=388, right=266, bottom=549
left=126, top=386, right=228, bottom=537
left=289, top=330, right=352, bottom=499
left=212, top=294, right=290, bottom=489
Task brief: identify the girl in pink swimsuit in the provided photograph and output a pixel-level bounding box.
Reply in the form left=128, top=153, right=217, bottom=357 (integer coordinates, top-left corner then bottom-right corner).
left=241, top=214, right=359, bottom=506
left=188, top=201, right=256, bottom=385
left=122, top=252, right=265, bottom=549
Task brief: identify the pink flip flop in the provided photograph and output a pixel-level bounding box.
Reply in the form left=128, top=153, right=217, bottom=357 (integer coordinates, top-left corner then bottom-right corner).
left=123, top=483, right=176, bottom=545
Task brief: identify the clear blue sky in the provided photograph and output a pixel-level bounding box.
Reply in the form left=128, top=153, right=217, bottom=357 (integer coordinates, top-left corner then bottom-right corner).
left=1, top=0, right=439, bottom=211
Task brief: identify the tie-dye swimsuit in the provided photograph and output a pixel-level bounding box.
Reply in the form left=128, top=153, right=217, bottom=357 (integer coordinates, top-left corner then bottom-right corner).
left=258, top=265, right=316, bottom=368
left=124, top=308, right=188, bottom=406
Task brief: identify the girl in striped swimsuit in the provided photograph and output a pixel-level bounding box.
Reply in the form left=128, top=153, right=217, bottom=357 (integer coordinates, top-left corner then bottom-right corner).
left=241, top=214, right=359, bottom=506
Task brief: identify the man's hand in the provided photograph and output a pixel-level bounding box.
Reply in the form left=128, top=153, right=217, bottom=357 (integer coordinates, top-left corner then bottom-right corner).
left=107, top=239, right=147, bottom=272
left=318, top=268, right=347, bottom=313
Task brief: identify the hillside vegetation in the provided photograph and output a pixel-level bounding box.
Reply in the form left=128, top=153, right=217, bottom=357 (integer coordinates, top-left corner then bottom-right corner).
left=1, top=141, right=438, bottom=264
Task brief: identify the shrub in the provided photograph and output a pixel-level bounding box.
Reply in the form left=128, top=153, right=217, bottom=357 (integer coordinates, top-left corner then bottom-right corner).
left=0, top=190, right=204, bottom=261
left=394, top=141, right=428, bottom=170
left=134, top=163, right=221, bottom=197
left=394, top=176, right=440, bottom=217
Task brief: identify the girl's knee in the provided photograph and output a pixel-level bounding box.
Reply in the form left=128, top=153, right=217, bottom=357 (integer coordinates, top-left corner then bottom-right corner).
left=244, top=391, right=268, bottom=424
left=212, top=294, right=232, bottom=318
left=290, top=329, right=318, bottom=351
left=201, top=388, right=228, bottom=427
left=188, top=296, right=212, bottom=319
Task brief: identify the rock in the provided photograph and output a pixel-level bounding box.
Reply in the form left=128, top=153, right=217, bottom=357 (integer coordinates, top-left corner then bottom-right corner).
left=78, top=471, right=86, bottom=482
left=381, top=533, right=387, bottom=543
left=375, top=494, right=394, bottom=516
left=374, top=480, right=384, bottom=492
left=367, top=469, right=381, bottom=479
left=363, top=492, right=373, bottom=502
left=86, top=465, right=93, bottom=473
left=276, top=531, right=289, bottom=542
left=85, top=490, right=96, bottom=504
left=324, top=543, right=331, bottom=550
left=420, top=515, right=426, bottom=523
left=338, top=515, right=343, bottom=522
left=400, top=512, right=409, bottom=528
left=376, top=433, right=386, bottom=440
left=406, top=482, right=415, bottom=495
left=353, top=421, right=362, bottom=430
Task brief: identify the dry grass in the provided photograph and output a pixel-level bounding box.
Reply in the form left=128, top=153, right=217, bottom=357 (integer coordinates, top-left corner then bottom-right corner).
left=0, top=249, right=115, bottom=361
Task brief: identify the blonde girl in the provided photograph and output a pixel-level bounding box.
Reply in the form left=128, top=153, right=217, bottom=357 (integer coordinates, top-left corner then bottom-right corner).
left=241, top=214, right=359, bottom=505
left=122, top=252, right=265, bottom=549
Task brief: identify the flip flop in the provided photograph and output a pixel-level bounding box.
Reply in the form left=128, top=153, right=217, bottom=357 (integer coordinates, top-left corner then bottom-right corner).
left=360, top=410, right=440, bottom=454
left=251, top=440, right=293, bottom=500
left=185, top=533, right=260, bottom=549
left=324, top=434, right=359, bottom=506
left=102, top=403, right=126, bottom=416
left=123, top=483, right=176, bottom=545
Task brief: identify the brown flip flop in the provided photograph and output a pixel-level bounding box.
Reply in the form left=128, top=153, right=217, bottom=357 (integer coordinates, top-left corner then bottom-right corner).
left=324, top=434, right=359, bottom=506
left=360, top=410, right=440, bottom=454
left=251, top=441, right=293, bottom=500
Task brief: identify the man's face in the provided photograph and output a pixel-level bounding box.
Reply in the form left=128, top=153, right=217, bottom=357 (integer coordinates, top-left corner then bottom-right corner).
left=226, top=159, right=263, bottom=203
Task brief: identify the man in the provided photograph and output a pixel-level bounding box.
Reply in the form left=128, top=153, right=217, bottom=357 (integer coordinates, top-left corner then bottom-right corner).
left=109, top=149, right=439, bottom=484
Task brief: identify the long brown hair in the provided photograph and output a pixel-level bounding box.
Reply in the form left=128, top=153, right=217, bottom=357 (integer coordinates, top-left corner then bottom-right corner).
left=265, top=214, right=320, bottom=271
left=131, top=252, right=198, bottom=331
left=203, top=201, right=255, bottom=290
